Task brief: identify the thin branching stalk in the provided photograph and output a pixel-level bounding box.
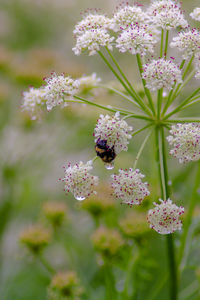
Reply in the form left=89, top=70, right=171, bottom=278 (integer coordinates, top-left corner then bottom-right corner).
left=133, top=130, right=152, bottom=169
left=132, top=123, right=154, bottom=137
left=164, top=31, right=169, bottom=58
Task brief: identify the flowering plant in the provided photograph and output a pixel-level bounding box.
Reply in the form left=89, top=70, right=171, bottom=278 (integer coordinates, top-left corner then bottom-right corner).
left=20, top=1, right=200, bottom=299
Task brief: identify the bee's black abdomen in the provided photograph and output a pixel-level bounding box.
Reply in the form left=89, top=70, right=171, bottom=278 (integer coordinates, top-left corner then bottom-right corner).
left=95, top=139, right=116, bottom=163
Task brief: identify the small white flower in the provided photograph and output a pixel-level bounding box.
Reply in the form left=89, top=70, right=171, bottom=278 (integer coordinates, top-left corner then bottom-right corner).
left=170, top=29, right=200, bottom=60
left=73, top=13, right=111, bottom=36
left=72, top=29, right=114, bottom=56
left=167, top=123, right=200, bottom=163
left=116, top=23, right=158, bottom=56
left=148, top=0, right=188, bottom=30
left=190, top=8, right=200, bottom=22
left=111, top=168, right=150, bottom=206
left=94, top=112, right=133, bottom=155
left=142, top=58, right=182, bottom=91
left=44, top=72, right=79, bottom=111
left=78, top=73, right=101, bottom=93
left=110, top=4, right=150, bottom=32
left=61, top=160, right=99, bottom=201
left=147, top=199, right=184, bottom=234
left=21, top=87, right=46, bottom=120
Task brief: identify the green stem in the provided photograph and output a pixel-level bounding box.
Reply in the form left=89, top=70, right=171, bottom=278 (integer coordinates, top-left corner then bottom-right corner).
left=181, top=97, right=200, bottom=110
left=155, top=127, right=177, bottom=300
left=104, top=264, right=116, bottom=300
left=132, top=123, right=153, bottom=137
left=164, top=31, right=169, bottom=58
left=105, top=48, right=152, bottom=116
left=133, top=130, right=152, bottom=169
left=178, top=162, right=200, bottom=270
left=38, top=254, right=55, bottom=275
left=160, top=29, right=164, bottom=58
left=165, top=118, right=200, bottom=123
left=136, top=54, right=156, bottom=116
left=157, top=89, right=163, bottom=119
left=97, top=84, right=140, bottom=108
left=182, top=56, right=194, bottom=80
left=74, top=95, right=152, bottom=121
left=163, top=88, right=200, bottom=119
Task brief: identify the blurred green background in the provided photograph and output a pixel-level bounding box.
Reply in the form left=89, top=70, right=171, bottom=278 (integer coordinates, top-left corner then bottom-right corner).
left=0, top=0, right=200, bottom=299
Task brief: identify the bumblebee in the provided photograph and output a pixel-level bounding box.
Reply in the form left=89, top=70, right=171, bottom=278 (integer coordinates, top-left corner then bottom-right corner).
left=95, top=139, right=116, bottom=163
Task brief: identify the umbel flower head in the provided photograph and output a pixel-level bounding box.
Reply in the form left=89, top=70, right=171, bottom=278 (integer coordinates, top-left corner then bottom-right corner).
left=142, top=58, right=182, bottom=91
left=48, top=271, right=82, bottom=300
left=170, top=29, right=200, bottom=60
left=44, top=72, right=80, bottom=111
left=61, top=160, right=99, bottom=201
left=43, top=201, right=67, bottom=227
left=147, top=199, right=184, bottom=234
left=190, top=8, right=200, bottom=22
left=73, top=13, right=111, bottom=36
left=78, top=73, right=101, bottom=94
left=167, top=123, right=200, bottom=163
left=111, top=168, right=150, bottom=206
left=91, top=226, right=124, bottom=258
left=72, top=28, right=114, bottom=56
left=110, top=3, right=150, bottom=32
left=116, top=23, right=158, bottom=56
left=94, top=112, right=133, bottom=156
left=21, top=87, right=46, bottom=120
left=148, top=0, right=188, bottom=30
left=20, top=224, right=51, bottom=253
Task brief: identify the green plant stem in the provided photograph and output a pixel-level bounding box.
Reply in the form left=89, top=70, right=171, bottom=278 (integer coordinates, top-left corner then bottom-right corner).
left=74, top=95, right=152, bottom=121
left=136, top=54, right=156, bottom=116
left=105, top=48, right=153, bottom=116
left=164, top=30, right=169, bottom=58
left=104, top=264, right=116, bottom=300
left=155, top=127, right=177, bottom=300
left=163, top=88, right=200, bottom=119
left=133, top=130, right=152, bottom=169
left=97, top=84, right=141, bottom=108
left=38, top=253, right=55, bottom=275
left=181, top=97, right=200, bottom=110
left=160, top=29, right=164, bottom=57
left=132, top=123, right=153, bottom=137
left=157, top=89, right=163, bottom=119
left=165, top=118, right=200, bottom=123
left=182, top=56, right=194, bottom=80
left=178, top=162, right=200, bottom=270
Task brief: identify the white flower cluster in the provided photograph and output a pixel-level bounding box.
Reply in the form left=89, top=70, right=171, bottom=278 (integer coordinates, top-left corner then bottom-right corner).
left=21, top=87, right=46, bottom=120
left=170, top=29, right=200, bottom=60
left=148, top=0, right=188, bottom=30
left=142, top=58, right=183, bottom=91
left=73, top=13, right=111, bottom=36
left=110, top=4, right=150, bottom=32
left=190, top=8, right=200, bottom=22
left=61, top=161, right=99, bottom=201
left=44, top=72, right=79, bottom=111
left=111, top=168, right=150, bottom=206
left=78, top=73, right=101, bottom=93
left=94, top=112, right=133, bottom=155
left=147, top=199, right=184, bottom=234
left=73, top=29, right=114, bottom=56
left=116, top=23, right=158, bottom=56
left=167, top=123, right=200, bottom=163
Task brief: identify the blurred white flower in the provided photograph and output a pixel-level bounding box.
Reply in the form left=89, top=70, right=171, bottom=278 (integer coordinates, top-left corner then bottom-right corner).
left=72, top=29, right=114, bottom=56
left=167, top=123, right=200, bottom=163
left=142, top=58, right=182, bottom=91
left=61, top=161, right=99, bottom=201
left=170, top=29, right=200, bottom=60
left=110, top=4, right=150, bottom=32
left=111, top=168, right=150, bottom=206
left=194, top=52, right=200, bottom=79
left=94, top=112, right=133, bottom=155
left=116, top=23, right=158, bottom=56
left=190, top=8, right=200, bottom=22
left=78, top=73, right=101, bottom=93
left=148, top=0, right=188, bottom=30
left=44, top=72, right=79, bottom=111
left=147, top=199, right=184, bottom=234
left=73, top=13, right=111, bottom=36
left=21, top=87, right=46, bottom=120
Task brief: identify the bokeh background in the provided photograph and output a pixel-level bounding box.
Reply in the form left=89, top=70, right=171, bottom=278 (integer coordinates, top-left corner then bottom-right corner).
left=1, top=0, right=200, bottom=299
